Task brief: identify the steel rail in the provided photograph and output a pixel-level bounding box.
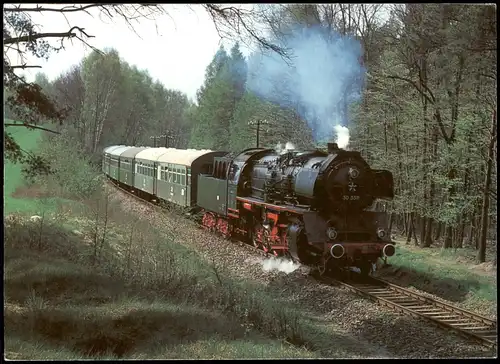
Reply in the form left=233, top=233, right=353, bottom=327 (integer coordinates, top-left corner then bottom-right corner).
left=319, top=275, right=497, bottom=349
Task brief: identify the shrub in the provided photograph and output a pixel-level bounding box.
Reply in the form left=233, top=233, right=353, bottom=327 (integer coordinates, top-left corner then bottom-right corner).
left=34, top=131, right=102, bottom=199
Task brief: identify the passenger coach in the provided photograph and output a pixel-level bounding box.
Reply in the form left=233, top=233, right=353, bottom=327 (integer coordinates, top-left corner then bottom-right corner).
left=103, top=146, right=225, bottom=209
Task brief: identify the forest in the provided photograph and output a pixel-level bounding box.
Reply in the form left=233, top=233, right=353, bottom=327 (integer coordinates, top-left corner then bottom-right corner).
left=4, top=4, right=497, bottom=261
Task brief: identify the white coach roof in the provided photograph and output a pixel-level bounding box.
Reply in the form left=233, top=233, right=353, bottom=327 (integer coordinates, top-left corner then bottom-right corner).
left=103, top=145, right=124, bottom=154
left=108, top=146, right=134, bottom=157
left=156, top=148, right=213, bottom=167
left=135, top=147, right=171, bottom=161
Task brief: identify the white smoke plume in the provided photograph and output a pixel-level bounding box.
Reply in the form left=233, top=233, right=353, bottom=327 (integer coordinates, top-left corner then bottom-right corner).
left=261, top=257, right=301, bottom=274
left=247, top=25, right=366, bottom=144
left=275, top=141, right=296, bottom=153
left=334, top=125, right=350, bottom=149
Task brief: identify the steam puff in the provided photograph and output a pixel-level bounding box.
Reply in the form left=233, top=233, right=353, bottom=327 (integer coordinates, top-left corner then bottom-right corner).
left=275, top=141, right=296, bottom=153
left=247, top=25, right=366, bottom=142
left=334, top=125, right=350, bottom=149
left=261, top=257, right=300, bottom=274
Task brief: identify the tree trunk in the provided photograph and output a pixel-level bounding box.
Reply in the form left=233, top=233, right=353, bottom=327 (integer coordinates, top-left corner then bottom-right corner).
left=455, top=218, right=465, bottom=248
left=412, top=215, right=419, bottom=246
left=478, top=110, right=496, bottom=263
left=423, top=217, right=433, bottom=247
left=434, top=221, right=442, bottom=241
left=402, top=212, right=409, bottom=236
left=443, top=167, right=457, bottom=249
left=388, top=212, right=395, bottom=237
left=420, top=216, right=426, bottom=246
left=444, top=225, right=453, bottom=249
left=406, top=213, right=413, bottom=244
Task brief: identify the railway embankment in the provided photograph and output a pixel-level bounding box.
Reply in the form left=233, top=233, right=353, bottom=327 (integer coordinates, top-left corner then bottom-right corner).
left=375, top=241, right=497, bottom=319
left=4, top=189, right=385, bottom=359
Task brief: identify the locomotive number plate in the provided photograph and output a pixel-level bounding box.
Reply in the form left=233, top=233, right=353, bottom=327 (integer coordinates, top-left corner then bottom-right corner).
left=343, top=195, right=360, bottom=201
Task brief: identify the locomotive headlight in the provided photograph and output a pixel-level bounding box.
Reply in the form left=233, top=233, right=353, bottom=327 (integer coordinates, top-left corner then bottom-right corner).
left=377, top=228, right=386, bottom=239
left=327, top=227, right=338, bottom=240
left=349, top=167, right=360, bottom=179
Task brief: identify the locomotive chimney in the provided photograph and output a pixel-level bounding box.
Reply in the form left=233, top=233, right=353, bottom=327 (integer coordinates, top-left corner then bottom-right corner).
left=327, top=142, right=339, bottom=154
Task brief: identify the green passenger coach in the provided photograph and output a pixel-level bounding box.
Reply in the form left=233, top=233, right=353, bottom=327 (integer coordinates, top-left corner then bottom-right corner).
left=156, top=149, right=227, bottom=208
left=103, top=145, right=124, bottom=175
left=119, top=147, right=149, bottom=187
left=108, top=146, right=131, bottom=181
left=134, top=148, right=170, bottom=196
left=103, top=145, right=225, bottom=211
left=155, top=149, right=213, bottom=207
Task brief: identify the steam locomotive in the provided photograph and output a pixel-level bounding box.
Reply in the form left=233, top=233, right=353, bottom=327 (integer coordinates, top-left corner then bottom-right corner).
left=103, top=142, right=396, bottom=276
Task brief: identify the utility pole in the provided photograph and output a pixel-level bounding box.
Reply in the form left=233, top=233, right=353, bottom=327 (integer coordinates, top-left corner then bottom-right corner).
left=164, top=131, right=175, bottom=148
left=150, top=134, right=166, bottom=148
left=248, top=119, right=269, bottom=148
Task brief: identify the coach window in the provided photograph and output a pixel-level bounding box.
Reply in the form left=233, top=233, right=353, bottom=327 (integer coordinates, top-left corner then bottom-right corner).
left=168, top=164, right=173, bottom=182
left=216, top=161, right=221, bottom=179
left=187, top=168, right=191, bottom=186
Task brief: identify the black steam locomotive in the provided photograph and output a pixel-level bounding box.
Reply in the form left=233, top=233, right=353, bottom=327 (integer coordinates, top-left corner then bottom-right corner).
left=103, top=142, right=396, bottom=276
left=198, top=142, right=396, bottom=276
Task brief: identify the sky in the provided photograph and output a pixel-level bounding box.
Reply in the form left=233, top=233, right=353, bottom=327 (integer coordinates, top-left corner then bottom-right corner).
left=6, top=4, right=253, bottom=101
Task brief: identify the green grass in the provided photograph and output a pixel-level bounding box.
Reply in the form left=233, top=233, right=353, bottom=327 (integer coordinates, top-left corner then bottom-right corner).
left=377, top=241, right=497, bottom=316
left=3, top=217, right=319, bottom=359
left=4, top=121, right=80, bottom=215
left=4, top=122, right=42, bottom=214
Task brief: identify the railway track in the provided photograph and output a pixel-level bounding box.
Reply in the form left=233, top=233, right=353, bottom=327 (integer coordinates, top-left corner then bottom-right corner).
left=319, top=275, right=497, bottom=349
left=107, top=179, right=497, bottom=350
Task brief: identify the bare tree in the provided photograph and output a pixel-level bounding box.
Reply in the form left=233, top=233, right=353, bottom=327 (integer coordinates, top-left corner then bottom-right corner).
left=3, top=3, right=284, bottom=172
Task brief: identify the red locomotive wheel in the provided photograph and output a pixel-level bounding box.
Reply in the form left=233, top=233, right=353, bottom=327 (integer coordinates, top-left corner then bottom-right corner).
left=252, top=226, right=261, bottom=249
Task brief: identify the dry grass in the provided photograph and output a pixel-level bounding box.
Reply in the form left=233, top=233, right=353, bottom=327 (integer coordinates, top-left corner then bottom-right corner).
left=376, top=236, right=497, bottom=318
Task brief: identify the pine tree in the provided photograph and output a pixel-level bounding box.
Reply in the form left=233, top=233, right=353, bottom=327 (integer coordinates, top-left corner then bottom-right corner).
left=190, top=45, right=234, bottom=150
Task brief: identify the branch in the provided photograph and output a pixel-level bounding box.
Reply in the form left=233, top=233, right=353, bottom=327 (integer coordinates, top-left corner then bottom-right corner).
left=9, top=64, right=42, bottom=70
left=204, top=4, right=288, bottom=58
left=385, top=74, right=435, bottom=105
left=4, top=123, right=61, bottom=134
left=3, top=4, right=110, bottom=13
left=4, top=26, right=94, bottom=45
